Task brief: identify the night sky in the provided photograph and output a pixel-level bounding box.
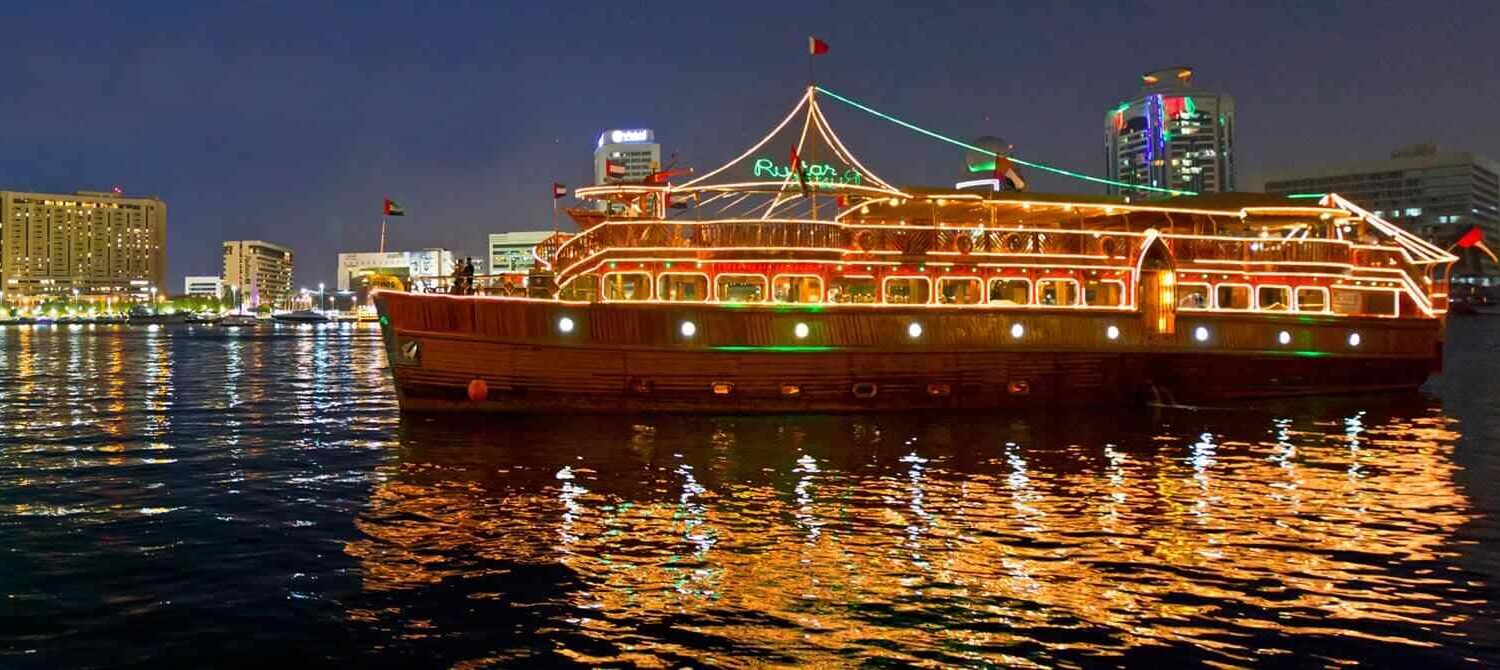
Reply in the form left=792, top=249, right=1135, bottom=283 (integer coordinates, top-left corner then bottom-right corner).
left=1, top=1, right=1496, bottom=288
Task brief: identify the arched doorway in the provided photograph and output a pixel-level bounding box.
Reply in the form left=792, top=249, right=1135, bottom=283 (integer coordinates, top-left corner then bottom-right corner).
left=1137, top=238, right=1177, bottom=336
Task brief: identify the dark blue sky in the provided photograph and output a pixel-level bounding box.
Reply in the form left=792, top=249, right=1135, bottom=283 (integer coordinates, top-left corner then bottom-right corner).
left=1, top=1, right=1496, bottom=287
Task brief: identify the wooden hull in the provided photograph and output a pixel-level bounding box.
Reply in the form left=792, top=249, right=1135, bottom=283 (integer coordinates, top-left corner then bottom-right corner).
left=374, top=291, right=1443, bottom=413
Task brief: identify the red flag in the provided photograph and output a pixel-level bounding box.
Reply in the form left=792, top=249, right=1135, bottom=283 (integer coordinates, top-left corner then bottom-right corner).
left=384, top=198, right=404, bottom=216
left=809, top=37, right=829, bottom=56
left=1457, top=225, right=1483, bottom=248
left=605, top=160, right=627, bottom=179
left=552, top=183, right=567, bottom=199
left=789, top=145, right=809, bottom=196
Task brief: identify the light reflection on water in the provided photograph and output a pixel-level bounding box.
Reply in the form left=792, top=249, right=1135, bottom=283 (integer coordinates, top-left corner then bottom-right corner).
left=0, top=322, right=1495, bottom=666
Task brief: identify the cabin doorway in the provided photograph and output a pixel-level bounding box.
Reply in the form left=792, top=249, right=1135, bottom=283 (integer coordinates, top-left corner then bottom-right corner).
left=1137, top=240, right=1176, bottom=336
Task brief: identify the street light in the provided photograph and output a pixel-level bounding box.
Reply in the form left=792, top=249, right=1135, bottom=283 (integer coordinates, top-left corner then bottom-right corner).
left=318, top=282, right=325, bottom=312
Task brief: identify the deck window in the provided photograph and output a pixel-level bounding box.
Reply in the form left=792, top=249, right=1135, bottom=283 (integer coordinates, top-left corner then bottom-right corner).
left=1215, top=284, right=1252, bottom=310
left=559, top=275, right=598, bottom=302
left=657, top=273, right=709, bottom=302
left=1084, top=279, right=1125, bottom=307
left=988, top=278, right=1031, bottom=305
left=602, top=272, right=652, bottom=301
left=1295, top=286, right=1329, bottom=313
left=1037, top=278, right=1079, bottom=306
left=773, top=275, right=823, bottom=304
left=1257, top=285, right=1291, bottom=311
left=1332, top=288, right=1399, bottom=317
left=937, top=277, right=983, bottom=305
left=1178, top=282, right=1210, bottom=309
left=883, top=276, right=931, bottom=305
left=828, top=275, right=877, bottom=304
left=716, top=274, right=767, bottom=303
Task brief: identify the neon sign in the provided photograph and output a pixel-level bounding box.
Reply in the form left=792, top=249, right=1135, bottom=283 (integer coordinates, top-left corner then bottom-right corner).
left=598, top=129, right=654, bottom=147
left=752, top=158, right=863, bottom=186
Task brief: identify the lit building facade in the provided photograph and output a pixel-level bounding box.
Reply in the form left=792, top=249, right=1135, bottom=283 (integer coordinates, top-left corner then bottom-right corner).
left=0, top=189, right=166, bottom=301
left=594, top=129, right=660, bottom=185
left=1104, top=67, right=1235, bottom=196
left=1262, top=144, right=1500, bottom=276
left=336, top=248, right=456, bottom=292
left=183, top=275, right=222, bottom=297
left=223, top=240, right=293, bottom=309
left=488, top=231, right=553, bottom=273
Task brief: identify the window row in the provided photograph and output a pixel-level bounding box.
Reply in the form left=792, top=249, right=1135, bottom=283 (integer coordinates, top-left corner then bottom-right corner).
left=1176, top=282, right=1328, bottom=312
left=597, top=272, right=1128, bottom=307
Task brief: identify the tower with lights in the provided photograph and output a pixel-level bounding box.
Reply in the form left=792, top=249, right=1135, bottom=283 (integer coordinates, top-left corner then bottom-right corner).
left=1104, top=67, right=1235, bottom=196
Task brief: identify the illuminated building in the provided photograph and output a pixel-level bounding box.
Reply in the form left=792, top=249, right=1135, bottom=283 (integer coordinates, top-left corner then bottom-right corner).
left=1104, top=67, right=1235, bottom=196
left=487, top=231, right=554, bottom=273
left=223, top=240, right=293, bottom=309
left=183, top=275, right=222, bottom=297
left=1262, top=144, right=1500, bottom=276
left=337, top=248, right=456, bottom=297
left=374, top=85, right=1455, bottom=413
left=0, top=189, right=166, bottom=300
left=594, top=129, right=660, bottom=185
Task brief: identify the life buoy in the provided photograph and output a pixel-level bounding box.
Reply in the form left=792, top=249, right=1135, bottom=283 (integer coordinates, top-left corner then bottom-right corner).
left=1099, top=236, right=1120, bottom=258
left=1002, top=233, right=1025, bottom=253
left=955, top=234, right=974, bottom=255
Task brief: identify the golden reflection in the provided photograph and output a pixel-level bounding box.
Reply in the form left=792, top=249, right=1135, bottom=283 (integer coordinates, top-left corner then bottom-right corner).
left=344, top=409, right=1474, bottom=665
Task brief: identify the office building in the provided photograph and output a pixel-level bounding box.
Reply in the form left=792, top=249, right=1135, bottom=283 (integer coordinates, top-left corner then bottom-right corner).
left=1262, top=144, right=1500, bottom=275
left=594, top=128, right=660, bottom=184
left=1104, top=67, right=1235, bottom=196
left=488, top=231, right=554, bottom=273
left=223, top=240, right=293, bottom=309
left=183, top=275, right=222, bottom=297
left=336, top=248, right=455, bottom=293
left=0, top=189, right=166, bottom=301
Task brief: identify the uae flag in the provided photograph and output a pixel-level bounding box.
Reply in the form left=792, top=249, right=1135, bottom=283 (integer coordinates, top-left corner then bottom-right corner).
left=553, top=183, right=567, bottom=199
left=384, top=198, right=405, bottom=216
left=1456, top=225, right=1498, bottom=263
left=606, top=160, right=627, bottom=179
left=808, top=37, right=829, bottom=56
left=993, top=155, right=1027, bottom=191
left=789, top=145, right=809, bottom=196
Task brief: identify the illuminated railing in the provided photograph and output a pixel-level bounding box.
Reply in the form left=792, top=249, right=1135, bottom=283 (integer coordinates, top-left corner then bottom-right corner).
left=409, top=273, right=531, bottom=297
left=547, top=218, right=1386, bottom=284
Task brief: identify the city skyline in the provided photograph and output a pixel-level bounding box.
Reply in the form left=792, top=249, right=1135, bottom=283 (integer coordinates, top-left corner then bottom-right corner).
left=0, top=2, right=1496, bottom=286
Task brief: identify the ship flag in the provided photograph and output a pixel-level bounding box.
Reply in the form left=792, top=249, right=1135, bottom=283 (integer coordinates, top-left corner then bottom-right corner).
left=789, top=145, right=810, bottom=196
left=993, top=154, right=1027, bottom=192
left=1455, top=225, right=1498, bottom=263
left=606, top=160, right=628, bottom=179
left=809, top=37, right=830, bottom=56
left=552, top=183, right=567, bottom=199
left=384, top=198, right=405, bottom=216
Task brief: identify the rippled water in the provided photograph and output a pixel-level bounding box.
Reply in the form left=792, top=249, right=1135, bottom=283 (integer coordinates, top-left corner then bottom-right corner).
left=1, top=321, right=1496, bottom=667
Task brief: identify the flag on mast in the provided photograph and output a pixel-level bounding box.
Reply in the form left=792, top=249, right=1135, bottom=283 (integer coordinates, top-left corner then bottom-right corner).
left=808, top=37, right=829, bottom=55
left=605, top=160, right=627, bottom=179
left=993, top=153, right=1027, bottom=191
left=384, top=198, right=405, bottom=216
left=553, top=183, right=567, bottom=199
left=789, top=145, right=810, bottom=196
left=1455, top=225, right=1498, bottom=263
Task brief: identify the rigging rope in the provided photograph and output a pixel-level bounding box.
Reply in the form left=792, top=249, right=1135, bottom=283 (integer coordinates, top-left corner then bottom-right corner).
left=814, top=86, right=1197, bottom=197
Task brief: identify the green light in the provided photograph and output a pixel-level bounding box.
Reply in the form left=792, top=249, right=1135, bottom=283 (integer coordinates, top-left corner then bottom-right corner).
left=1183, top=96, right=1196, bottom=117
left=1286, top=193, right=1326, bottom=199
left=815, top=86, right=1195, bottom=196
left=1115, top=102, right=1130, bottom=113
left=378, top=315, right=388, bottom=326
left=711, top=345, right=837, bottom=352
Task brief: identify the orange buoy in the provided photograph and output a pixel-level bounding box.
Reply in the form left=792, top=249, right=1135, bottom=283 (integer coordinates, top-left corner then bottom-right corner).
left=467, top=378, right=488, bottom=402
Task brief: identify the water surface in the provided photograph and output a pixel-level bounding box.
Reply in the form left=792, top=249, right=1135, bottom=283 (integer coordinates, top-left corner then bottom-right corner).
left=1, top=321, right=1496, bottom=666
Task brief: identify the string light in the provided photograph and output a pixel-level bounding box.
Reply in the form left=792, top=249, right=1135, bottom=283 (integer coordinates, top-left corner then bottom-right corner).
left=815, top=86, right=1196, bottom=196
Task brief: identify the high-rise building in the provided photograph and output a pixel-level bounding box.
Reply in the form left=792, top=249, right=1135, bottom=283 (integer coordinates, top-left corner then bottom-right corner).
left=594, top=128, right=660, bottom=185
left=1262, top=144, right=1500, bottom=275
left=183, top=275, right=222, bottom=297
left=0, top=189, right=166, bottom=301
left=223, top=240, right=293, bottom=309
left=488, top=231, right=554, bottom=273
left=1104, top=67, right=1235, bottom=196
left=336, top=248, right=455, bottom=293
